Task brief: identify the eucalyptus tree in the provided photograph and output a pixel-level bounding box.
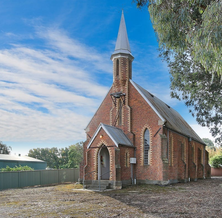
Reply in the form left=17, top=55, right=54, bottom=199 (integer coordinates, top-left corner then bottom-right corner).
left=134, top=0, right=222, bottom=143
left=0, top=141, right=12, bottom=154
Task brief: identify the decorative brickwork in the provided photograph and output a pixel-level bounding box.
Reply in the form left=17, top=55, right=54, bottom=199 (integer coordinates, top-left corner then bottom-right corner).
left=125, top=148, right=130, bottom=167
left=183, top=138, right=187, bottom=164
left=192, top=142, right=196, bottom=164
left=169, top=133, right=174, bottom=166
left=81, top=12, right=210, bottom=188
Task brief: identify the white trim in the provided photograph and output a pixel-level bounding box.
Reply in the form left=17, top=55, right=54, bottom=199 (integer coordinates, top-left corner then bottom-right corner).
left=87, top=123, right=118, bottom=149
left=102, top=124, right=119, bottom=147
left=87, top=124, right=102, bottom=148
left=111, top=53, right=134, bottom=61
left=130, top=80, right=165, bottom=122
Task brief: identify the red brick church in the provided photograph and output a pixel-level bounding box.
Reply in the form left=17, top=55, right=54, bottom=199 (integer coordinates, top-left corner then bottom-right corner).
left=81, top=12, right=211, bottom=189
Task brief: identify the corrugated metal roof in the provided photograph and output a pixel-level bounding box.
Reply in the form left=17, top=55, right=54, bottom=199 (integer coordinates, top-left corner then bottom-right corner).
left=102, top=124, right=133, bottom=147
left=0, top=154, right=45, bottom=162
left=131, top=80, right=204, bottom=144
left=87, top=123, right=133, bottom=148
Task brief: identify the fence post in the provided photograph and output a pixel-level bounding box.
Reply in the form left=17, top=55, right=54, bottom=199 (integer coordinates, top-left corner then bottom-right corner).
left=18, top=171, right=20, bottom=188
left=73, top=168, right=75, bottom=182
left=58, top=169, right=59, bottom=184
left=40, top=170, right=42, bottom=186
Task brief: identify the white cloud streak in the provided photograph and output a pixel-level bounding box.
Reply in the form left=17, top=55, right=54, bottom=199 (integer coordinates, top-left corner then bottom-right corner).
left=0, top=27, right=111, bottom=145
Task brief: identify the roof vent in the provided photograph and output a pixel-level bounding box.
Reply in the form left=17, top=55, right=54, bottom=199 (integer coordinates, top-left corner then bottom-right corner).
left=149, top=93, right=154, bottom=97
left=165, top=104, right=170, bottom=108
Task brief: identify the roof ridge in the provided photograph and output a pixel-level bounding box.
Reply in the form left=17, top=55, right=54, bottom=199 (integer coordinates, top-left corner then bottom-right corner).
left=130, top=80, right=204, bottom=144
left=102, top=123, right=123, bottom=131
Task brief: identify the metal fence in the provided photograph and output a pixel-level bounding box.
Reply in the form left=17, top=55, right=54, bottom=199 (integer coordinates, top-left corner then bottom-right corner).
left=0, top=168, right=79, bottom=191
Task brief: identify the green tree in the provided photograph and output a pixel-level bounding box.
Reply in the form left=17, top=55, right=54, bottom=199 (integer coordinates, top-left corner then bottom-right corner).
left=133, top=0, right=222, bottom=143
left=28, top=144, right=83, bottom=169
left=67, top=142, right=83, bottom=168
left=168, top=52, right=222, bottom=142
left=58, top=147, right=69, bottom=169
left=28, top=147, right=61, bottom=169
left=0, top=141, right=12, bottom=154
left=210, top=155, right=222, bottom=168
left=1, top=165, right=34, bottom=172
left=202, top=138, right=215, bottom=148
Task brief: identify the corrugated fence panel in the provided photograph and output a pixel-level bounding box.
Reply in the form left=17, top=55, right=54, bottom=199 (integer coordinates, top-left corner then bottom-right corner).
left=19, top=171, right=41, bottom=188
left=41, top=170, right=59, bottom=185
left=59, top=169, right=75, bottom=183
left=74, top=168, right=79, bottom=182
left=0, top=172, right=19, bottom=190
left=0, top=168, right=79, bottom=191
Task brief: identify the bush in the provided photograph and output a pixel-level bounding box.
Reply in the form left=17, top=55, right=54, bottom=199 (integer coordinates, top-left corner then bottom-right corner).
left=0, top=165, right=34, bottom=172
left=206, top=146, right=222, bottom=159
left=210, top=156, right=222, bottom=168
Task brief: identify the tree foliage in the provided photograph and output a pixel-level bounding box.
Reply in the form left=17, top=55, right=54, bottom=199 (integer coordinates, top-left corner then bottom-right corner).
left=206, top=146, right=222, bottom=159
left=210, top=155, right=222, bottom=168
left=1, top=165, right=34, bottom=172
left=169, top=52, right=222, bottom=142
left=202, top=138, right=214, bottom=148
left=0, top=141, right=12, bottom=154
left=28, top=147, right=59, bottom=169
left=67, top=142, right=83, bottom=168
left=134, top=0, right=222, bottom=143
left=28, top=142, right=83, bottom=169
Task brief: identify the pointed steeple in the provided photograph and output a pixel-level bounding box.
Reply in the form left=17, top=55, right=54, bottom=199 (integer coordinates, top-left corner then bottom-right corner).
left=113, top=10, right=131, bottom=55
left=111, top=11, right=134, bottom=83
left=111, top=11, right=134, bottom=60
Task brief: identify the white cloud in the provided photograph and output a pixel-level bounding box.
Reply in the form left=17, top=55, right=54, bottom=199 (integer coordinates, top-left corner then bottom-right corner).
left=0, top=27, right=111, bottom=146
left=36, top=27, right=113, bottom=73
left=190, top=124, right=216, bottom=142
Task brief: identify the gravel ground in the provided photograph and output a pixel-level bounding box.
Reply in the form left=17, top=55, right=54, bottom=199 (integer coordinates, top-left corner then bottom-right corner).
left=0, top=177, right=222, bottom=217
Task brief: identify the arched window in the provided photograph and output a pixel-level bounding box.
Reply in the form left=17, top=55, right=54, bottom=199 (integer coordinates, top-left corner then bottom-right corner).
left=128, top=59, right=132, bottom=79
left=116, top=59, right=119, bottom=76
left=144, top=129, right=150, bottom=165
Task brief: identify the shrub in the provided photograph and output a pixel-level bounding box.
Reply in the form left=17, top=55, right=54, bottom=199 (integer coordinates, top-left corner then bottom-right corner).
left=210, top=156, right=222, bottom=168
left=0, top=165, right=34, bottom=172
left=206, top=146, right=222, bottom=159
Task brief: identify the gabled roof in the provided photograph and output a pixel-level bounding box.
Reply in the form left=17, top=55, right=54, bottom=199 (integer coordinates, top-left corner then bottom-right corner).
left=112, top=10, right=132, bottom=56
left=87, top=123, right=133, bottom=148
left=130, top=80, right=204, bottom=144
left=0, top=154, right=45, bottom=162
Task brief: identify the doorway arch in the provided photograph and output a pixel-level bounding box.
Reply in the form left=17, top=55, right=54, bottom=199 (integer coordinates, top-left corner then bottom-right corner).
left=98, top=145, right=110, bottom=180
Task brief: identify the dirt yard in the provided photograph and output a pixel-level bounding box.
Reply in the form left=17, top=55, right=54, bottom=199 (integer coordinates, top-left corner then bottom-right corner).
left=0, top=177, right=222, bottom=218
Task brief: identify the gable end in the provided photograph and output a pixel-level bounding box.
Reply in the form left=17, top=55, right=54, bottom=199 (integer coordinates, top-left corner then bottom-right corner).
left=130, top=80, right=166, bottom=123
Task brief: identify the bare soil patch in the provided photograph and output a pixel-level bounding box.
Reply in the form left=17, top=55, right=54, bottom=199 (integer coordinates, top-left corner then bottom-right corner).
left=0, top=178, right=222, bottom=217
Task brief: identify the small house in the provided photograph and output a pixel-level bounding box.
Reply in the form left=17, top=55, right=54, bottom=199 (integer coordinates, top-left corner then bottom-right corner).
left=0, top=154, right=47, bottom=170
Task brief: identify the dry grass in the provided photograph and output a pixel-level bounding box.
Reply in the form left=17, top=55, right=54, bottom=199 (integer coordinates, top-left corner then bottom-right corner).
left=0, top=179, right=222, bottom=217
left=106, top=184, right=180, bottom=194
left=55, top=183, right=83, bottom=191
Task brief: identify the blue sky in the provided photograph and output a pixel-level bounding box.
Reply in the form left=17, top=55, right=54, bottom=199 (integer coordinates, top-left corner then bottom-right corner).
left=0, top=0, right=214, bottom=155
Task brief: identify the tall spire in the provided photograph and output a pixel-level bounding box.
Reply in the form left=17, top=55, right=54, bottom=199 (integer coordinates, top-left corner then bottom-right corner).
left=112, top=10, right=132, bottom=56
left=111, top=10, right=134, bottom=83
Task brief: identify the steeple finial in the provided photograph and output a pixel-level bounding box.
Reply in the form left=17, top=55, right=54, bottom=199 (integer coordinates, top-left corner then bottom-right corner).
left=112, top=10, right=132, bottom=56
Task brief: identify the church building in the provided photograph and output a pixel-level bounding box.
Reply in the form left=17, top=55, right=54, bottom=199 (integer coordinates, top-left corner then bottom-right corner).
left=81, top=12, right=211, bottom=189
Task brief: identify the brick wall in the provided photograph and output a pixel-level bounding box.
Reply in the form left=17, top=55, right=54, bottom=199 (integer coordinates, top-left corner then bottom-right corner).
left=128, top=82, right=163, bottom=181
left=81, top=53, right=210, bottom=185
